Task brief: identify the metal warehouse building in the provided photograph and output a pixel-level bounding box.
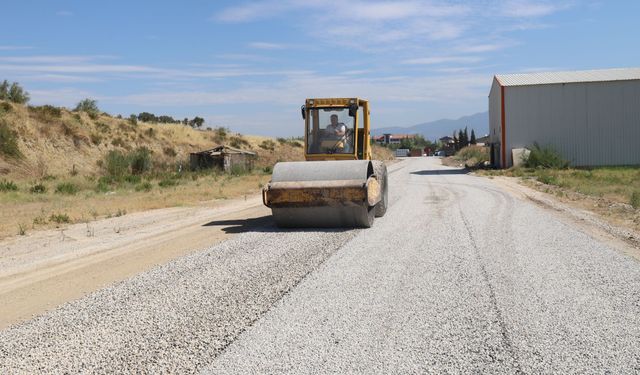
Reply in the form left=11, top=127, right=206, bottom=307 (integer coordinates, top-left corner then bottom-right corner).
left=488, top=68, right=640, bottom=168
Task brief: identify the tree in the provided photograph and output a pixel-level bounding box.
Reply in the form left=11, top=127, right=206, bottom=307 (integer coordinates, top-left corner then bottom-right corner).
left=75, top=98, right=99, bottom=114
left=8, top=82, right=29, bottom=104
left=189, top=116, right=205, bottom=128
left=137, top=112, right=157, bottom=123
left=183, top=118, right=188, bottom=125
left=470, top=129, right=477, bottom=145
left=0, top=80, right=9, bottom=100
left=457, top=129, right=464, bottom=151
left=463, top=127, right=469, bottom=147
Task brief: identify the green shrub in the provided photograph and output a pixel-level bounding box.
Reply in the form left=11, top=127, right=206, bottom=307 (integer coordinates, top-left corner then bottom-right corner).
left=49, top=213, right=71, bottom=224
left=29, top=183, right=47, bottom=194
left=454, top=145, right=489, bottom=166
left=28, top=105, right=62, bottom=122
left=104, top=150, right=129, bottom=178
left=129, top=147, right=152, bottom=174
left=0, top=119, right=23, bottom=159
left=135, top=181, right=153, bottom=192
left=74, top=98, right=99, bottom=118
left=0, top=101, right=13, bottom=116
left=523, top=143, right=569, bottom=169
left=55, top=182, right=79, bottom=195
left=158, top=178, right=179, bottom=188
left=95, top=177, right=112, bottom=192
left=263, top=166, right=272, bottom=174
left=631, top=191, right=640, bottom=209
left=229, top=135, right=250, bottom=149
left=128, top=114, right=138, bottom=126
left=0, top=179, right=18, bottom=192
left=259, top=140, right=276, bottom=151
left=535, top=170, right=558, bottom=185
left=124, top=174, right=141, bottom=184
left=33, top=215, right=47, bottom=225
left=1, top=81, right=29, bottom=104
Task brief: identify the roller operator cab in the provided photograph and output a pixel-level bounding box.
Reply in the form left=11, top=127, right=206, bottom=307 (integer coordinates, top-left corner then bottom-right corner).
left=262, top=98, right=388, bottom=228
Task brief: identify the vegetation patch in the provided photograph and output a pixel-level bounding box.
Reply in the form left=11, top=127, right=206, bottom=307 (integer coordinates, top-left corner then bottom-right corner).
left=135, top=181, right=153, bottom=192
left=55, top=182, right=79, bottom=195
left=28, top=105, right=62, bottom=123
left=29, top=183, right=47, bottom=194
left=259, top=139, right=276, bottom=151
left=0, top=179, right=18, bottom=192
left=523, top=142, right=569, bottom=169
left=0, top=119, right=23, bottom=159
left=631, top=191, right=640, bottom=209
left=230, top=135, right=250, bottom=149
left=452, top=145, right=490, bottom=168
left=49, top=213, right=71, bottom=224
left=158, top=178, right=179, bottom=188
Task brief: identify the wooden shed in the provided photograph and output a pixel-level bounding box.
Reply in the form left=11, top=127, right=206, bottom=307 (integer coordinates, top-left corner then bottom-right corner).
left=189, top=145, right=257, bottom=173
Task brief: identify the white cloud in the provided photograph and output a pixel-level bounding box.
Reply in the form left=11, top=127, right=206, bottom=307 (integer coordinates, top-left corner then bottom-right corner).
left=501, top=1, right=567, bottom=18
left=0, top=45, right=33, bottom=51
left=402, top=56, right=484, bottom=65
left=248, top=42, right=287, bottom=50
left=214, top=0, right=290, bottom=22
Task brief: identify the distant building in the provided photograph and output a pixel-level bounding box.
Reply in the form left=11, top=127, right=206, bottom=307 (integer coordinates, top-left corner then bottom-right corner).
left=438, top=136, right=454, bottom=145
left=475, top=135, right=490, bottom=146
left=489, top=67, right=640, bottom=168
left=189, top=145, right=257, bottom=173
left=374, top=133, right=418, bottom=145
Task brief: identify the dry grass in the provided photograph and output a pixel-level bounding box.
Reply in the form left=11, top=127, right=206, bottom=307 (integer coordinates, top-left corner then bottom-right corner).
left=0, top=172, right=271, bottom=238
left=0, top=103, right=220, bottom=179
left=0, top=103, right=395, bottom=238
left=479, top=166, right=640, bottom=232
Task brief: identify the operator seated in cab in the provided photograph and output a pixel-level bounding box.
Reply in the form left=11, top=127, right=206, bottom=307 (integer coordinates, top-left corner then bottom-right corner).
left=322, top=114, right=350, bottom=153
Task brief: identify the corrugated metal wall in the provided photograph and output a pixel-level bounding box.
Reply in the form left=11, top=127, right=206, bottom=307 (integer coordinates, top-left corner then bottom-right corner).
left=488, top=79, right=502, bottom=146
left=501, top=80, right=640, bottom=167
left=489, top=78, right=502, bottom=166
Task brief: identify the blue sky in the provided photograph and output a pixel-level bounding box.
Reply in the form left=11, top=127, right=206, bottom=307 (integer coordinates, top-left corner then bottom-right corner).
left=1, top=1, right=638, bottom=136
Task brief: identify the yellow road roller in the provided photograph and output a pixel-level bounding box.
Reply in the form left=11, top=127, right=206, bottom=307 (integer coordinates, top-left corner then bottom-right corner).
left=262, top=98, right=388, bottom=227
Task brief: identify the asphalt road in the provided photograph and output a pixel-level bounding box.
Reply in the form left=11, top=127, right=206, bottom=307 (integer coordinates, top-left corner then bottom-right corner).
left=1, top=157, right=639, bottom=374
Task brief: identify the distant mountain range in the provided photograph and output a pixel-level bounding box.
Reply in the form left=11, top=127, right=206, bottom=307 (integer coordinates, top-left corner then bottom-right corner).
left=372, top=111, right=488, bottom=141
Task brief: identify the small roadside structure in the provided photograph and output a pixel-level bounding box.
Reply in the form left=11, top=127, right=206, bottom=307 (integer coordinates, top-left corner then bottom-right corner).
left=189, top=145, right=257, bottom=173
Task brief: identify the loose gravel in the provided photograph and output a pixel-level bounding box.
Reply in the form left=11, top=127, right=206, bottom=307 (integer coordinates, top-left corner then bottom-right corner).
left=0, top=227, right=359, bottom=373
left=204, top=157, right=640, bottom=374
left=2, top=158, right=640, bottom=374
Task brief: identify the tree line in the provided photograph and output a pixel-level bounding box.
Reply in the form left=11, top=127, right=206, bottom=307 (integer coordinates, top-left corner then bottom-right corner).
left=1, top=80, right=207, bottom=128
left=0, top=80, right=30, bottom=104
left=452, top=127, right=477, bottom=151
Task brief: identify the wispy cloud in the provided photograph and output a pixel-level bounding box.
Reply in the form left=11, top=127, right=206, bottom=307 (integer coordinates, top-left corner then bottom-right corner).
left=402, top=56, right=484, bottom=65
left=501, top=0, right=568, bottom=17
left=248, top=42, right=287, bottom=50
left=213, top=0, right=571, bottom=52
left=215, top=0, right=289, bottom=22
left=56, top=10, right=73, bottom=17
left=0, top=45, right=33, bottom=51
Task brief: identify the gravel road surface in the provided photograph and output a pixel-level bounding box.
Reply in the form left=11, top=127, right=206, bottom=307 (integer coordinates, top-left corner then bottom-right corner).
left=1, top=157, right=639, bottom=374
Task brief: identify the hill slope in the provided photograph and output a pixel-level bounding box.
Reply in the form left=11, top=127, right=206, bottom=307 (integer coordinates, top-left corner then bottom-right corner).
left=372, top=112, right=488, bottom=141
left=0, top=101, right=305, bottom=178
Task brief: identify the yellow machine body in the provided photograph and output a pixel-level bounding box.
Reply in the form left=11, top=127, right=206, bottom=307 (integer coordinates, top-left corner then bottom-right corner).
left=262, top=98, right=388, bottom=228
